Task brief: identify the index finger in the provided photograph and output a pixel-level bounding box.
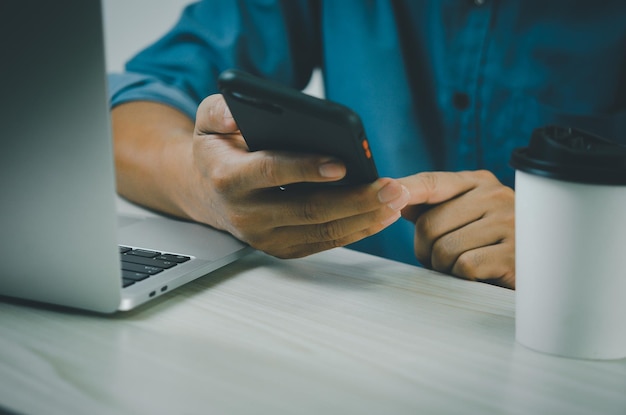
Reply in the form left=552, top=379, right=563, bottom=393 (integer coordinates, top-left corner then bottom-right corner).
left=397, top=171, right=489, bottom=205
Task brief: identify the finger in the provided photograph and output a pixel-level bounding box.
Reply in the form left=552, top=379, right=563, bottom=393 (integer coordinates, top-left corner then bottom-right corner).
left=214, top=178, right=408, bottom=247
left=265, top=210, right=403, bottom=259
left=195, top=94, right=239, bottom=134
left=398, top=170, right=494, bottom=206
left=408, top=173, right=513, bottom=267
left=412, top=195, right=486, bottom=259
left=428, top=216, right=511, bottom=273
left=289, top=200, right=403, bottom=245
left=258, top=179, right=409, bottom=226
left=451, top=243, right=515, bottom=289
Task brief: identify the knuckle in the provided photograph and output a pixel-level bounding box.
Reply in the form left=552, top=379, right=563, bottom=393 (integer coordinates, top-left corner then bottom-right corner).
left=453, top=251, right=484, bottom=281
left=419, top=172, right=439, bottom=195
left=258, top=154, right=281, bottom=185
left=300, top=199, right=327, bottom=223
left=472, top=169, right=497, bottom=182
left=315, top=220, right=345, bottom=242
left=485, top=187, right=515, bottom=223
left=488, top=182, right=514, bottom=200
left=414, top=213, right=437, bottom=241
left=500, top=209, right=516, bottom=231
left=477, top=170, right=513, bottom=192
left=430, top=236, right=461, bottom=272
left=210, top=168, right=238, bottom=194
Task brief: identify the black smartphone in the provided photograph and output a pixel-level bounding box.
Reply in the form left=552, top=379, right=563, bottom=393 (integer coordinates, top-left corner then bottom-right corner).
left=217, top=69, right=378, bottom=186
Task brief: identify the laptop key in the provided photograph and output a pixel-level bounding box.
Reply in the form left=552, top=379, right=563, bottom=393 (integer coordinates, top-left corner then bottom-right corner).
left=121, top=261, right=163, bottom=275
left=121, top=255, right=178, bottom=269
left=127, top=249, right=160, bottom=258
left=156, top=254, right=191, bottom=263
left=122, top=270, right=150, bottom=281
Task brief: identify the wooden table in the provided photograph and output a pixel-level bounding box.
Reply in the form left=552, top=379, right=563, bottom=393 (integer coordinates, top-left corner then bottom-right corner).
left=1, top=247, right=624, bottom=415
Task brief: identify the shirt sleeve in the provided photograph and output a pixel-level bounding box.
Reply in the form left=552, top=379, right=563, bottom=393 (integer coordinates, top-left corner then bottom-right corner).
left=108, top=0, right=321, bottom=120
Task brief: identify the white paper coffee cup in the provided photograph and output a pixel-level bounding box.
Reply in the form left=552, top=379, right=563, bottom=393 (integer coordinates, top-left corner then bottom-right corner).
left=511, top=126, right=626, bottom=360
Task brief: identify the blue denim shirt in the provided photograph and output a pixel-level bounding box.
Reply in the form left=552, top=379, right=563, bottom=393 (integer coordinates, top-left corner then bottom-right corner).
left=109, top=0, right=626, bottom=266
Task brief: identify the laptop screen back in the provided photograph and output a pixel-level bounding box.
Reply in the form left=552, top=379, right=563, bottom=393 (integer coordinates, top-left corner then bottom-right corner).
left=0, top=1, right=122, bottom=311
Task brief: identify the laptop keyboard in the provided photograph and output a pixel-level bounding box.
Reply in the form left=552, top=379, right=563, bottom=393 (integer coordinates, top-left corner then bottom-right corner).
left=119, top=246, right=191, bottom=288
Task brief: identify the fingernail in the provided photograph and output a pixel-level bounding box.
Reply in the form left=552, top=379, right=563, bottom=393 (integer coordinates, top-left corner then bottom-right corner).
left=319, top=159, right=346, bottom=178
left=388, top=186, right=409, bottom=210
left=378, top=184, right=409, bottom=210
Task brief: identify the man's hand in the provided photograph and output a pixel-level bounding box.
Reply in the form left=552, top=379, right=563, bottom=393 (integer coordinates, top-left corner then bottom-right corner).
left=398, top=171, right=515, bottom=289
left=185, top=94, right=411, bottom=258
left=113, top=94, right=409, bottom=259
left=113, top=95, right=512, bottom=285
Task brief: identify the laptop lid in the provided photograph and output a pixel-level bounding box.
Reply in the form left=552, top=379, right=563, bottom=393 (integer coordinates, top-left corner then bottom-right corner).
left=0, top=0, right=250, bottom=313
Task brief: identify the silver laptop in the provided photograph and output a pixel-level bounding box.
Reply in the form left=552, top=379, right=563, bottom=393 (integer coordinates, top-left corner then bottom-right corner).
left=0, top=1, right=252, bottom=312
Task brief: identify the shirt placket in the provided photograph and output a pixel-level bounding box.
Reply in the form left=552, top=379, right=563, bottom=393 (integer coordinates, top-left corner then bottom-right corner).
left=446, top=0, right=494, bottom=171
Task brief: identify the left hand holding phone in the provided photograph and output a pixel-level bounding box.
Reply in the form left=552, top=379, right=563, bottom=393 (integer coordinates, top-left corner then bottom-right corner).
left=187, top=94, right=410, bottom=258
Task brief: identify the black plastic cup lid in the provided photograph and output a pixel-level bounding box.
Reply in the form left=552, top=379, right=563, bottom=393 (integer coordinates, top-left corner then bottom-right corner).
left=510, top=126, right=626, bottom=185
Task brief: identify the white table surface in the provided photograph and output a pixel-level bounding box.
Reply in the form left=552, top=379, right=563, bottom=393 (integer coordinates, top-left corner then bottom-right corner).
left=1, top=240, right=625, bottom=415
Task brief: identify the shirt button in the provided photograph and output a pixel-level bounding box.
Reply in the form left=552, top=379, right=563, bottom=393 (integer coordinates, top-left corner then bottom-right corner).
left=453, top=92, right=471, bottom=110
left=474, top=0, right=486, bottom=5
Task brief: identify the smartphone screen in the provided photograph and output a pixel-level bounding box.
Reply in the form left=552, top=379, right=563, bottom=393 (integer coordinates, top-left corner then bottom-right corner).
left=218, top=69, right=378, bottom=186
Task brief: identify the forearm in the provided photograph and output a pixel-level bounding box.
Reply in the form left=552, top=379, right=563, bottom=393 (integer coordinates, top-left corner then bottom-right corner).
left=111, top=101, right=195, bottom=220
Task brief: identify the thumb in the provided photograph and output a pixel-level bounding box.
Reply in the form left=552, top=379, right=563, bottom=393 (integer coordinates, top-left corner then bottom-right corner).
left=195, top=94, right=239, bottom=134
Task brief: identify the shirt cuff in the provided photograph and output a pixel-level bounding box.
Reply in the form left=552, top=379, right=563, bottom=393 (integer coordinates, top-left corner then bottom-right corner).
left=107, top=72, right=198, bottom=120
